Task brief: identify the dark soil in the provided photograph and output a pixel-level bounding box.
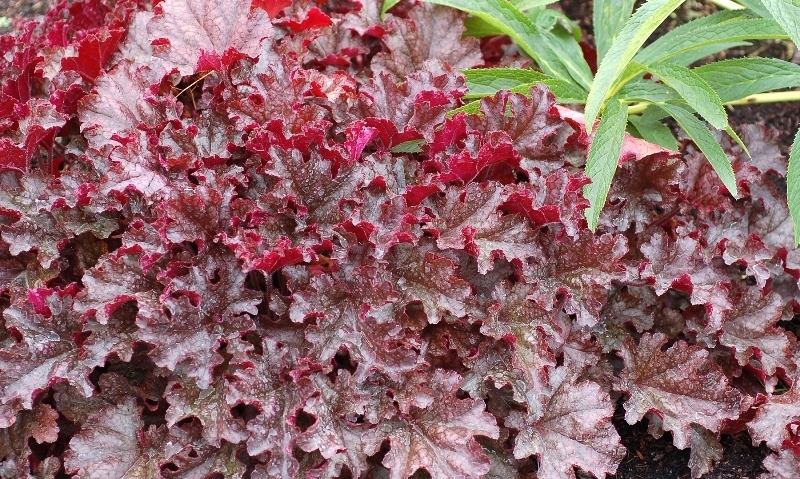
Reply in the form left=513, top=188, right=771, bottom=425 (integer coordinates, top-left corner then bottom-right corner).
left=0, top=0, right=791, bottom=478
left=609, top=406, right=770, bottom=479
left=0, top=0, right=48, bottom=17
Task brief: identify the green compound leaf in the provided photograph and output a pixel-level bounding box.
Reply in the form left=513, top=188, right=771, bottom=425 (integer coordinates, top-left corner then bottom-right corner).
left=634, top=10, right=786, bottom=66
left=463, top=68, right=588, bottom=102
left=584, top=96, right=628, bottom=231
left=760, top=0, right=800, bottom=46
left=693, top=57, right=800, bottom=102
left=464, top=1, right=561, bottom=38
left=628, top=115, right=679, bottom=151
left=593, top=0, right=636, bottom=61
left=585, top=0, right=685, bottom=131
left=644, top=62, right=728, bottom=130
left=658, top=103, right=738, bottom=198
left=422, top=0, right=593, bottom=89
left=788, top=128, right=800, bottom=246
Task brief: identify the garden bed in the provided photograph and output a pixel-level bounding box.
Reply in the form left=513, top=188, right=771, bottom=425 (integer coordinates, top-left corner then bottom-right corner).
left=1, top=1, right=800, bottom=478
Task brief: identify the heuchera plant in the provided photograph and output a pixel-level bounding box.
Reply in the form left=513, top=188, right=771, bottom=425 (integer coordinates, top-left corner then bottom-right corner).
left=1, top=0, right=800, bottom=478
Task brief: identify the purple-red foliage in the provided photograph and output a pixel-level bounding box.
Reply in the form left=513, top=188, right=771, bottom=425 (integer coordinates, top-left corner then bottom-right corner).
left=1, top=0, right=799, bottom=478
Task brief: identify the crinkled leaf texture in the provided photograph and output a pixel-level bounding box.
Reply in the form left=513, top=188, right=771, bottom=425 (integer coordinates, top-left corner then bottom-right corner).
left=508, top=366, right=626, bottom=479
left=617, top=333, right=743, bottom=450
left=147, top=0, right=274, bottom=75
left=2, top=0, right=799, bottom=478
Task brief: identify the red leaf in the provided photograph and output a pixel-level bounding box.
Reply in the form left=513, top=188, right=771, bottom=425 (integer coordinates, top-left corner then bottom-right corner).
left=252, top=0, right=291, bottom=18
left=385, top=242, right=472, bottom=323
left=362, top=369, right=499, bottom=479
left=64, top=399, right=165, bottom=478
left=60, top=28, right=125, bottom=80
left=78, top=61, right=177, bottom=151
left=761, top=450, right=800, bottom=479
left=138, top=248, right=260, bottom=388
left=74, top=251, right=163, bottom=325
left=0, top=139, right=27, bottom=172
left=721, top=285, right=799, bottom=379
left=148, top=0, right=274, bottom=75
left=372, top=4, right=482, bottom=79
left=602, top=155, right=685, bottom=232
left=640, top=232, right=732, bottom=336
left=292, top=267, right=419, bottom=380
left=524, top=231, right=628, bottom=328
left=617, top=333, right=744, bottom=449
left=428, top=182, right=542, bottom=274
left=293, top=372, right=374, bottom=479
left=165, top=377, right=248, bottom=447
left=749, top=380, right=800, bottom=451
left=483, top=280, right=570, bottom=392
left=468, top=86, right=572, bottom=172
left=226, top=337, right=303, bottom=472
left=350, top=68, right=466, bottom=143
left=280, top=7, right=334, bottom=32
left=507, top=366, right=626, bottom=479
left=0, top=293, right=95, bottom=412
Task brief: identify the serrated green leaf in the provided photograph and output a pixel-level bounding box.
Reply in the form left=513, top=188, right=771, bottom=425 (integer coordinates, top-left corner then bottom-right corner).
left=787, top=128, right=800, bottom=246
left=392, top=139, right=424, bottom=154
left=512, top=0, right=557, bottom=9
left=628, top=115, right=679, bottom=150
left=463, top=16, right=504, bottom=37
left=593, top=0, right=636, bottom=61
left=640, top=105, right=670, bottom=123
left=760, top=0, right=800, bottom=46
left=737, top=0, right=774, bottom=18
left=694, top=57, right=800, bottom=102
left=463, top=69, right=588, bottom=103
left=421, top=0, right=593, bottom=89
left=619, top=80, right=681, bottom=103
left=527, top=7, right=582, bottom=40
left=381, top=0, right=402, bottom=17
left=725, top=126, right=750, bottom=158
left=463, top=68, right=553, bottom=98
left=634, top=10, right=786, bottom=66
left=464, top=4, right=577, bottom=40
left=667, top=42, right=752, bottom=67
left=447, top=101, right=482, bottom=117
left=644, top=62, right=728, bottom=130
left=584, top=96, right=628, bottom=231
left=585, top=0, right=685, bottom=131
left=453, top=80, right=586, bottom=119
left=658, top=103, right=738, bottom=197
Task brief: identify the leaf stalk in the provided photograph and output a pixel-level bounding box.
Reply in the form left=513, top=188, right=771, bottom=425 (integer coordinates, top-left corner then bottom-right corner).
left=626, top=89, right=800, bottom=115
left=706, top=0, right=745, bottom=10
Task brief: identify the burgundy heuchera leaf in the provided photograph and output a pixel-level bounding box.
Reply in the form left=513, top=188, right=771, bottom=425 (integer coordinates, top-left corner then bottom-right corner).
left=147, top=0, right=274, bottom=75
left=2, top=0, right=797, bottom=476
left=617, top=333, right=743, bottom=449
left=507, top=366, right=626, bottom=479
left=362, top=369, right=500, bottom=479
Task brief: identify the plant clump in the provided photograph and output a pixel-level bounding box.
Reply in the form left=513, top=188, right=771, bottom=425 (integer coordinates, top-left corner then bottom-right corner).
left=0, top=1, right=799, bottom=478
